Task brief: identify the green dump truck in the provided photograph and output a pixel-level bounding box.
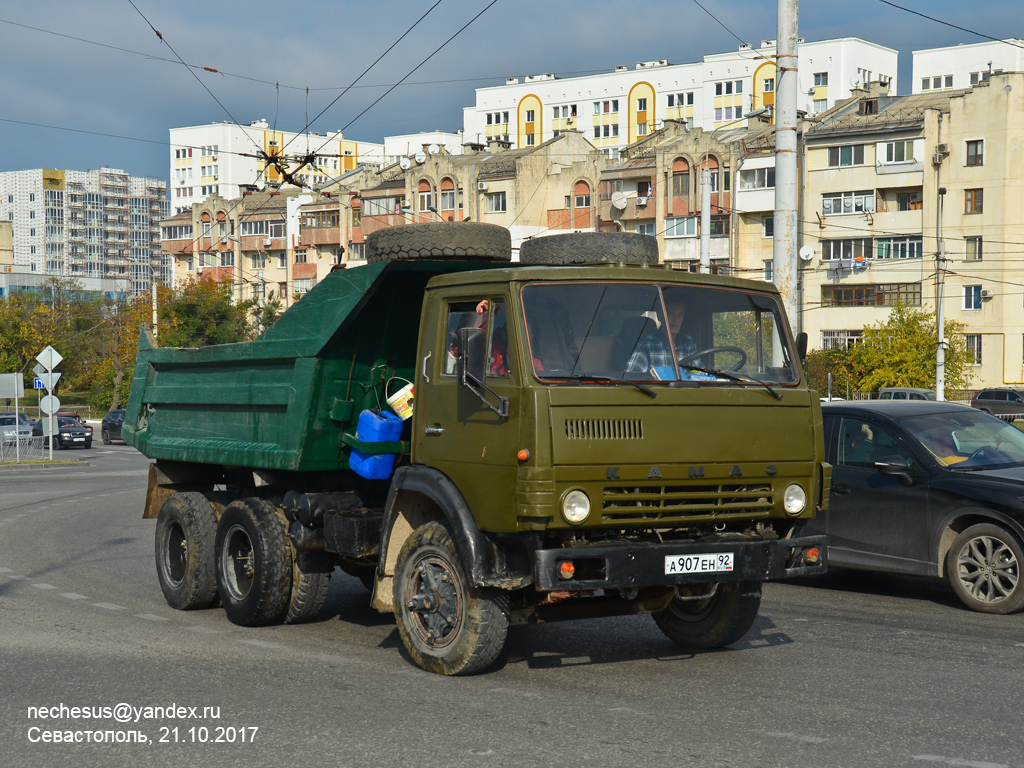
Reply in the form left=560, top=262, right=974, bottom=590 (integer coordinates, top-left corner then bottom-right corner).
left=126, top=224, right=829, bottom=676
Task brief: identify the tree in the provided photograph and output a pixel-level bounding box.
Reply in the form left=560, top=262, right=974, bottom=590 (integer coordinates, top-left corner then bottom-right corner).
left=157, top=274, right=252, bottom=348
left=804, top=346, right=859, bottom=398
left=850, top=303, right=974, bottom=393
left=249, top=289, right=283, bottom=337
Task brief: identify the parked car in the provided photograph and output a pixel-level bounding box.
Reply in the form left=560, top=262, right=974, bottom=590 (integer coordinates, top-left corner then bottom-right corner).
left=32, top=416, right=92, bottom=449
left=0, top=414, right=33, bottom=444
left=971, top=388, right=1024, bottom=418
left=100, top=409, right=126, bottom=444
left=878, top=387, right=936, bottom=401
left=803, top=400, right=1024, bottom=614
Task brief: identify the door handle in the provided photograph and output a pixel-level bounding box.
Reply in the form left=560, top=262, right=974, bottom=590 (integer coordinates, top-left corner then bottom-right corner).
left=422, top=351, right=432, bottom=383
left=424, top=426, right=444, bottom=436
left=830, top=483, right=852, bottom=495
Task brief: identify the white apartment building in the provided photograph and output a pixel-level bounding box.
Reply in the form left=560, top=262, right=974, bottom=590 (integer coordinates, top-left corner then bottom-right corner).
left=463, top=37, right=897, bottom=159
left=0, top=168, right=169, bottom=295
left=383, top=131, right=464, bottom=165
left=913, top=39, right=1024, bottom=94
left=168, top=120, right=385, bottom=214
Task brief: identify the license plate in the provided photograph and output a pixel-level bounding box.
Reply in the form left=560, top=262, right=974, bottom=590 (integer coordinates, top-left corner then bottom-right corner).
left=664, top=552, right=734, bottom=575
left=73, top=437, right=84, bottom=442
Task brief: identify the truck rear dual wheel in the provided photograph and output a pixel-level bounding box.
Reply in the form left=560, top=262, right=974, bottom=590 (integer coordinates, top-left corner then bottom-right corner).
left=652, top=580, right=762, bottom=649
left=393, top=522, right=509, bottom=675
left=155, top=492, right=219, bottom=610
left=518, top=232, right=660, bottom=265
left=215, top=499, right=292, bottom=627
left=285, top=550, right=332, bottom=625
left=365, top=222, right=512, bottom=263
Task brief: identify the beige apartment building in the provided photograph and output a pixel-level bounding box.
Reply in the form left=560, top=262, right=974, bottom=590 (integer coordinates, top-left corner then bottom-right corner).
left=801, top=72, right=1024, bottom=390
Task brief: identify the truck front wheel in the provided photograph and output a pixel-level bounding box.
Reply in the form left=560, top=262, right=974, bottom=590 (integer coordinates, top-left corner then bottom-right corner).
left=652, top=581, right=762, bottom=649
left=215, top=499, right=292, bottom=627
left=155, top=492, right=219, bottom=610
left=393, top=522, right=509, bottom=675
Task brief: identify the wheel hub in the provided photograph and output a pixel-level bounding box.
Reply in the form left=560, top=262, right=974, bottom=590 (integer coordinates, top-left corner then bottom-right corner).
left=957, top=535, right=1018, bottom=603
left=407, top=559, right=460, bottom=646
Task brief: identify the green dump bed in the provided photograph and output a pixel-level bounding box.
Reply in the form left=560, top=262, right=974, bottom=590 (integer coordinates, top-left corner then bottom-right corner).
left=123, top=260, right=496, bottom=472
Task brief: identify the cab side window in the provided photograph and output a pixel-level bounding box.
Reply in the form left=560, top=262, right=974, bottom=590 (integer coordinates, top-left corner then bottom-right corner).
left=443, top=299, right=510, bottom=378
left=444, top=302, right=481, bottom=376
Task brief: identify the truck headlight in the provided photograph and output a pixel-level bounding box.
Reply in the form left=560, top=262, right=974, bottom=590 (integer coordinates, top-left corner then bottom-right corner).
left=562, top=490, right=591, bottom=524
left=783, top=484, right=807, bottom=515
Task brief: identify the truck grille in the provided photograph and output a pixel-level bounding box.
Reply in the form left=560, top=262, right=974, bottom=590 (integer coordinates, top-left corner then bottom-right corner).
left=601, top=483, right=773, bottom=523
left=565, top=419, right=643, bottom=440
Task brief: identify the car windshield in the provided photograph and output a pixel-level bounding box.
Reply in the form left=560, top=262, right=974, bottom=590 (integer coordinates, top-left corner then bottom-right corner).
left=520, top=282, right=798, bottom=385
left=902, top=410, right=1024, bottom=470
left=0, top=415, right=15, bottom=426
left=57, top=418, right=79, bottom=428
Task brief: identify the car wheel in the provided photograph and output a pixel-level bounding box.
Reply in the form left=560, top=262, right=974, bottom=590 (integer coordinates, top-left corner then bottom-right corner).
left=102, top=429, right=111, bottom=445
left=393, top=522, right=509, bottom=675
left=155, top=492, right=219, bottom=610
left=84, top=440, right=92, bottom=449
left=215, top=498, right=292, bottom=626
left=652, top=581, right=762, bottom=649
left=947, top=524, right=1024, bottom=614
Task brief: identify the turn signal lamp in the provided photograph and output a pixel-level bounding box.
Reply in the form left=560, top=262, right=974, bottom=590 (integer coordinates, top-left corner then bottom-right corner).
left=517, top=448, right=530, bottom=462
left=558, top=561, right=575, bottom=580
left=805, top=547, right=820, bottom=564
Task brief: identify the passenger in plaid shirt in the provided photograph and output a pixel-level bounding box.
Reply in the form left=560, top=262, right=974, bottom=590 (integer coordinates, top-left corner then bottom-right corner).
left=626, top=292, right=698, bottom=375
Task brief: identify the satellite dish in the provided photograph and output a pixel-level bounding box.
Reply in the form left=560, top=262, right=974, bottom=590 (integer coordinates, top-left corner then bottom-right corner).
left=255, top=178, right=266, bottom=191
left=611, top=190, right=628, bottom=210
left=399, top=157, right=412, bottom=170
left=414, top=151, right=427, bottom=164
left=428, top=143, right=440, bottom=154
left=798, top=245, right=815, bottom=262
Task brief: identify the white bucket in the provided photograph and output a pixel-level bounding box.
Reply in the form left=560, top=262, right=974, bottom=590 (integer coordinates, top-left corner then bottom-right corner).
left=385, top=378, right=414, bottom=420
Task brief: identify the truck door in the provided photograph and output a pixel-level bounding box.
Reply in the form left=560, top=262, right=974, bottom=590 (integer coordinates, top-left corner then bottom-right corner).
left=414, top=295, right=519, bottom=531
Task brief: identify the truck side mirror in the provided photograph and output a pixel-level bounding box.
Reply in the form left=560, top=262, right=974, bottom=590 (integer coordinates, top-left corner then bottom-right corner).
left=796, top=332, right=808, bottom=364
left=456, top=327, right=510, bottom=418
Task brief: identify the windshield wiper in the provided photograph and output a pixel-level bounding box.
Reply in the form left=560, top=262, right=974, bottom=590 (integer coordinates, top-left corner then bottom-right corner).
left=681, top=365, right=783, bottom=400
left=565, top=373, right=657, bottom=399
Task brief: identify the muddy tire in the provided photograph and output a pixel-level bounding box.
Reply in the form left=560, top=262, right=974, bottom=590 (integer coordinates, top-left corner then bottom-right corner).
left=365, top=222, right=511, bottom=263
left=215, top=498, right=292, bottom=627
left=393, top=522, right=509, bottom=675
left=285, top=550, right=332, bottom=624
left=518, top=232, right=659, bottom=265
left=652, top=581, right=762, bottom=649
left=155, top=492, right=219, bottom=610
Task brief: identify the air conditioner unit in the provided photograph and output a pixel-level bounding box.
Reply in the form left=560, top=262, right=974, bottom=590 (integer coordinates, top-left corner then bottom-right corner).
left=932, top=152, right=945, bottom=165
left=980, top=289, right=995, bottom=298
left=935, top=143, right=950, bottom=155
left=264, top=238, right=272, bottom=246
left=477, top=181, right=488, bottom=191
left=636, top=197, right=647, bottom=207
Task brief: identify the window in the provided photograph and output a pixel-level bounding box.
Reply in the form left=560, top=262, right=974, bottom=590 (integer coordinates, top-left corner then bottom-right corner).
left=821, top=238, right=872, bottom=261
left=714, top=107, right=722, bottom=121
left=525, top=134, right=535, bottom=146
left=822, top=329, right=863, bottom=350
left=883, top=140, right=916, bottom=164
left=763, top=260, right=773, bottom=281
left=637, top=98, right=647, bottom=111
left=814, top=72, right=828, bottom=87
left=965, top=188, right=983, bottom=214
left=574, top=194, right=590, bottom=208
left=594, top=102, right=601, bottom=115
left=665, top=217, right=697, bottom=237
left=612, top=100, right=618, bottom=112
left=486, top=191, right=506, bottom=213
left=945, top=75, right=953, bottom=88
left=294, top=249, right=307, bottom=264
left=637, top=181, right=652, bottom=199
left=278, top=254, right=287, bottom=268
left=219, top=251, right=234, bottom=267
left=763, top=216, right=774, bottom=237
left=738, top=167, right=775, bottom=190
left=525, top=110, right=535, bottom=123
left=709, top=215, right=729, bottom=237
left=897, top=191, right=921, bottom=211
left=594, top=127, right=601, bottom=139
left=822, top=190, right=874, bottom=215
left=635, top=222, right=656, bottom=236
left=965, top=236, right=982, bottom=261
left=813, top=99, right=827, bottom=113
left=965, top=334, right=982, bottom=365
left=876, top=283, right=922, bottom=306
left=964, top=285, right=983, bottom=310
left=735, top=80, right=743, bottom=93
left=440, top=190, right=456, bottom=211
left=875, top=236, right=923, bottom=260
left=715, top=82, right=723, bottom=96
left=822, top=285, right=876, bottom=307
left=637, top=123, right=648, bottom=136
left=827, top=145, right=865, bottom=167
left=966, top=140, right=984, bottom=166
left=672, top=169, right=689, bottom=197
left=418, top=190, right=433, bottom=212
left=838, top=418, right=911, bottom=470
left=763, top=78, right=774, bottom=93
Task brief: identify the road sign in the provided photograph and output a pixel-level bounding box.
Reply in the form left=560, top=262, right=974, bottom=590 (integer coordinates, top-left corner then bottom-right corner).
left=36, top=345, right=63, bottom=372
left=32, top=363, right=47, bottom=378
left=0, top=373, right=24, bottom=399
left=39, top=418, right=57, bottom=437
left=33, top=378, right=44, bottom=390
left=37, top=371, right=61, bottom=391
left=40, top=394, right=61, bottom=415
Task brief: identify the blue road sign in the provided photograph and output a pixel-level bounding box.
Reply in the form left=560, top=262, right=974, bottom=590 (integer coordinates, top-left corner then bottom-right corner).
left=33, top=378, right=44, bottom=390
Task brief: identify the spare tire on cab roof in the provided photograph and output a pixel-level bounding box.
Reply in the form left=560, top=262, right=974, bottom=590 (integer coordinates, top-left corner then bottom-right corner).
left=365, top=222, right=511, bottom=263
left=518, top=232, right=660, bottom=265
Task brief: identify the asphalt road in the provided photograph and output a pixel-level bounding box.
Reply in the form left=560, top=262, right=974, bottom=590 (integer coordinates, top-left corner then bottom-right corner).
left=1, top=447, right=1022, bottom=768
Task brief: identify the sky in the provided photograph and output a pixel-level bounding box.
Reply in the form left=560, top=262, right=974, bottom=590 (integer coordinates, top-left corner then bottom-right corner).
left=1, top=0, right=1021, bottom=182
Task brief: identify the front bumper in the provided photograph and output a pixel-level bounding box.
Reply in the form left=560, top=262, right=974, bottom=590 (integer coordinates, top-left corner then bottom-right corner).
left=532, top=534, right=827, bottom=592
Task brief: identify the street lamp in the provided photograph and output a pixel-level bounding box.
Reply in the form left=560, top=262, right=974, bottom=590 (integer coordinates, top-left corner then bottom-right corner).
left=700, top=107, right=771, bottom=274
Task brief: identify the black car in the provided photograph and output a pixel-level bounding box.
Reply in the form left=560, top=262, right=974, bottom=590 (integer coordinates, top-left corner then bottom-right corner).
left=803, top=400, right=1024, bottom=614
left=32, top=416, right=93, bottom=449
left=101, top=409, right=126, bottom=444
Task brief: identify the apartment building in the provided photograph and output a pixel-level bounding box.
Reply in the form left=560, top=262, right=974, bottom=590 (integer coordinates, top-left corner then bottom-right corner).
left=0, top=168, right=169, bottom=296
left=801, top=72, right=1024, bottom=388
left=913, top=39, right=1024, bottom=94
left=463, top=38, right=896, bottom=159
left=168, top=120, right=385, bottom=214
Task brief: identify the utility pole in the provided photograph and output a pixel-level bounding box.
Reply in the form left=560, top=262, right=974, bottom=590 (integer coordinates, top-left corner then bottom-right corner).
left=773, top=0, right=800, bottom=330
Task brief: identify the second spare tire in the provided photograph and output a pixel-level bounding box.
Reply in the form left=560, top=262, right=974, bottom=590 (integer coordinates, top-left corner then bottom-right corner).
left=366, top=222, right=511, bottom=263
left=518, top=232, right=660, bottom=265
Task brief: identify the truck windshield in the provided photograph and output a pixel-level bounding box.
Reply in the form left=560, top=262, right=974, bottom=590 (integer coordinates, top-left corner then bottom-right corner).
left=521, top=281, right=799, bottom=385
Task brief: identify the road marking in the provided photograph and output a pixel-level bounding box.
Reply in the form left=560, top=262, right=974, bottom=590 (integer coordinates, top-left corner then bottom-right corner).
left=0, top=567, right=12, bottom=573
left=7, top=574, right=30, bottom=581
left=186, top=626, right=224, bottom=635
left=913, top=756, right=1008, bottom=768
left=60, top=592, right=88, bottom=600
left=31, top=583, right=57, bottom=590
left=135, top=614, right=170, bottom=622
left=238, top=639, right=288, bottom=650
left=92, top=602, right=126, bottom=611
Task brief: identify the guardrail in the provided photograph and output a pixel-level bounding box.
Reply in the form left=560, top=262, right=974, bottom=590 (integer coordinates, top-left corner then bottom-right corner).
left=0, top=436, right=47, bottom=462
